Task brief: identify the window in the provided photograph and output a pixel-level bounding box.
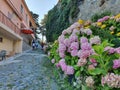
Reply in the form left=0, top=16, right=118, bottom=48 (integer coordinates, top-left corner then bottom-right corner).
left=20, top=5, right=24, bottom=14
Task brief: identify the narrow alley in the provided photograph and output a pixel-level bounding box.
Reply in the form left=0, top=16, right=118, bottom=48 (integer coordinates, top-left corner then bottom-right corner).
left=0, top=49, right=58, bottom=90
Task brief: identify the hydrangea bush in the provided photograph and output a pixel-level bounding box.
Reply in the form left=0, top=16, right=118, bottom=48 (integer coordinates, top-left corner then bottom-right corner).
left=49, top=14, right=120, bottom=90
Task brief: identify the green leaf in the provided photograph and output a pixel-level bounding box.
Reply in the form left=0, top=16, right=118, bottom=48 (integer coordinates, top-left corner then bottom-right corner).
left=88, top=68, right=105, bottom=75
left=75, top=71, right=80, bottom=77
left=82, top=85, right=89, bottom=90
left=74, top=65, right=79, bottom=70
left=93, top=45, right=103, bottom=54
left=81, top=67, right=84, bottom=72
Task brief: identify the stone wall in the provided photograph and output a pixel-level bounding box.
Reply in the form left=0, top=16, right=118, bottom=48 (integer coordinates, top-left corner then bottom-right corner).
left=77, top=0, right=120, bottom=20
left=22, top=41, right=32, bottom=51
left=21, top=34, right=32, bottom=51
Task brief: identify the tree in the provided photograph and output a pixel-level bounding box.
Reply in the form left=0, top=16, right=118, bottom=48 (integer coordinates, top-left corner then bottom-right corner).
left=40, top=14, right=48, bottom=26
left=36, top=25, right=46, bottom=43
left=30, top=11, right=40, bottom=27
left=30, top=11, right=40, bottom=39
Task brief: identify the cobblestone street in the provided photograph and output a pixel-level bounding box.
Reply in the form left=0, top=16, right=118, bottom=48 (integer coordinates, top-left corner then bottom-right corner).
left=0, top=49, right=58, bottom=90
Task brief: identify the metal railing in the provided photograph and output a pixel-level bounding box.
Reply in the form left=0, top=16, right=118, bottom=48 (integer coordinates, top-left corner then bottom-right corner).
left=0, top=11, right=20, bottom=35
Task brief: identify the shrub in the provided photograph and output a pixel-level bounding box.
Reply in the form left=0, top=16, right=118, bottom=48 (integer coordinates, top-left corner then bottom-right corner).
left=49, top=13, right=120, bottom=89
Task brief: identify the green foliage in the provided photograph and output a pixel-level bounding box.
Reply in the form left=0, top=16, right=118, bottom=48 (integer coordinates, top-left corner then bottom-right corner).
left=90, top=12, right=120, bottom=47
left=91, top=11, right=111, bottom=22
left=111, top=38, right=120, bottom=47
left=45, top=0, right=80, bottom=42
left=90, top=25, right=114, bottom=41
left=49, top=41, right=60, bottom=62
left=30, top=11, right=40, bottom=27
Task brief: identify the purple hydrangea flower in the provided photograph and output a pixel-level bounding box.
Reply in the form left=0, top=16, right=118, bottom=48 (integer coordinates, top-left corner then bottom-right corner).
left=59, top=44, right=66, bottom=52
left=81, top=42, right=92, bottom=51
left=80, top=37, right=88, bottom=43
left=64, top=38, right=71, bottom=47
left=58, top=35, right=65, bottom=43
left=115, top=47, right=120, bottom=54
left=56, top=63, right=60, bottom=68
left=78, top=50, right=91, bottom=59
left=77, top=58, right=87, bottom=66
left=65, top=66, right=74, bottom=75
left=113, top=59, right=120, bottom=69
left=69, top=34, right=78, bottom=43
left=103, top=16, right=110, bottom=21
left=90, top=36, right=101, bottom=45
left=59, top=59, right=67, bottom=71
left=70, top=42, right=79, bottom=50
left=86, top=29, right=92, bottom=35
left=59, top=52, right=65, bottom=58
left=71, top=50, right=78, bottom=56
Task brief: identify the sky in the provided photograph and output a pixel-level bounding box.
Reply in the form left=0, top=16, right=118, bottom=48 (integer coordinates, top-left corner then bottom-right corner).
left=25, top=0, right=58, bottom=22
left=25, top=0, right=58, bottom=41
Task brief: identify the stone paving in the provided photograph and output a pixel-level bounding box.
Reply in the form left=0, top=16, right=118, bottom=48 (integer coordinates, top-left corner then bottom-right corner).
left=0, top=49, right=58, bottom=90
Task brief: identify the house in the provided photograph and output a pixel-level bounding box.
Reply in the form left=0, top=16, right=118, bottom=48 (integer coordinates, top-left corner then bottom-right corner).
left=0, top=0, right=37, bottom=56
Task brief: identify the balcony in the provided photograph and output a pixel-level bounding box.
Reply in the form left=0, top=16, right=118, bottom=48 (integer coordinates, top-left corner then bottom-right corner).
left=0, top=10, right=20, bottom=35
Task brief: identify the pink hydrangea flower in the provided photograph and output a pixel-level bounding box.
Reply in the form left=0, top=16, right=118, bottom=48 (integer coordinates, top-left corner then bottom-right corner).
left=77, top=58, right=87, bottom=66
left=69, top=34, right=78, bottom=43
left=104, top=46, right=115, bottom=54
left=81, top=42, right=92, bottom=51
left=59, top=52, right=65, bottom=58
left=90, top=58, right=97, bottom=66
left=70, top=22, right=81, bottom=30
left=62, top=29, right=67, bottom=35
left=59, top=59, right=67, bottom=71
left=101, top=73, right=120, bottom=88
left=109, top=48, right=115, bottom=54
left=56, top=63, right=60, bottom=68
left=59, top=44, right=66, bottom=52
left=86, top=29, right=92, bottom=35
left=58, top=35, right=65, bottom=43
left=101, top=76, right=105, bottom=86
left=90, top=49, right=97, bottom=55
left=71, top=50, right=78, bottom=56
left=113, top=59, right=120, bottom=69
left=90, top=36, right=101, bottom=45
left=97, top=18, right=104, bottom=22
left=115, top=47, right=120, bottom=54
left=116, top=18, right=120, bottom=22
left=97, top=16, right=109, bottom=22
left=103, top=16, right=110, bottom=21
left=67, top=47, right=71, bottom=53
left=80, top=37, right=88, bottom=43
left=78, top=50, right=91, bottom=59
left=70, top=42, right=79, bottom=50
left=81, top=29, right=92, bottom=35
left=51, top=59, right=55, bottom=63
left=66, top=27, right=72, bottom=34
left=104, top=46, right=111, bottom=51
left=109, top=26, right=115, bottom=31
left=88, top=64, right=95, bottom=70
left=65, top=66, right=74, bottom=75
left=64, top=38, right=71, bottom=47
left=90, top=58, right=97, bottom=63
left=72, top=29, right=80, bottom=34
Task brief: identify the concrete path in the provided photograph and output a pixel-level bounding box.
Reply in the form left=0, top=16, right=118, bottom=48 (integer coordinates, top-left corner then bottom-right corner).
left=0, top=49, right=58, bottom=90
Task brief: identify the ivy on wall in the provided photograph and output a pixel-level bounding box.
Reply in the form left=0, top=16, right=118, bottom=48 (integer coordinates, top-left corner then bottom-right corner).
left=45, top=0, right=80, bottom=42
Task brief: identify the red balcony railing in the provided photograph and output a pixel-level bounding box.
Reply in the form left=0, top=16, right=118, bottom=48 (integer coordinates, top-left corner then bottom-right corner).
left=0, top=11, right=20, bottom=35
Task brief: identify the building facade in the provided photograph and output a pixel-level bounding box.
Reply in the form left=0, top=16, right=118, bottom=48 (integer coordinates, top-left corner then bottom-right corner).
left=0, top=0, right=37, bottom=56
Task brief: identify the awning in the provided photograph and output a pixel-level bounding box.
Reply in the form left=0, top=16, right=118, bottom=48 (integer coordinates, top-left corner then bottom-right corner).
left=21, top=28, right=34, bottom=34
